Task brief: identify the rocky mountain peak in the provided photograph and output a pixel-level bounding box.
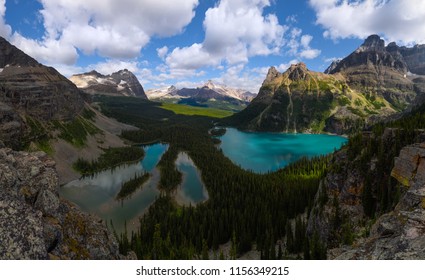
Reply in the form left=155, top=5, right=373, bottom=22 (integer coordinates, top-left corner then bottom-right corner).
left=356, top=34, right=386, bottom=53
left=324, top=59, right=341, bottom=74
left=386, top=42, right=399, bottom=52
left=203, top=80, right=215, bottom=89
left=0, top=36, right=39, bottom=67
left=263, top=66, right=280, bottom=85
left=286, top=62, right=309, bottom=81
left=70, top=69, right=147, bottom=98
left=85, top=70, right=104, bottom=77
left=327, top=34, right=409, bottom=75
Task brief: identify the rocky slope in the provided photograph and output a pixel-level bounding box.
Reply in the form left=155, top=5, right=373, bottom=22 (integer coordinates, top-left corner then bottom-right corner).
left=228, top=35, right=425, bottom=134
left=227, top=62, right=396, bottom=133
left=70, top=69, right=147, bottom=98
left=0, top=36, right=84, bottom=148
left=0, top=148, right=121, bottom=259
left=0, top=102, right=23, bottom=148
left=335, top=142, right=425, bottom=259
left=307, top=128, right=425, bottom=259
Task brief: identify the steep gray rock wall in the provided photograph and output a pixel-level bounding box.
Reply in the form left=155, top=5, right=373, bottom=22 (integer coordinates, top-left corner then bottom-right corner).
left=399, top=45, right=425, bottom=75
left=0, top=148, right=121, bottom=259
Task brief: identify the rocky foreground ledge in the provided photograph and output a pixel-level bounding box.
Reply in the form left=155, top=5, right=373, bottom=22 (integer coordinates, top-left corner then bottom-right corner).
left=333, top=143, right=425, bottom=259
left=0, top=148, right=122, bottom=259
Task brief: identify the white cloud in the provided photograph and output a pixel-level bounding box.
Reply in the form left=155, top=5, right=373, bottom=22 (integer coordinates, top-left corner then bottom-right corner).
left=11, top=33, right=78, bottom=64
left=0, top=0, right=11, bottom=38
left=286, top=15, right=298, bottom=23
left=299, top=49, right=321, bottom=59
left=4, top=0, right=199, bottom=65
left=276, top=59, right=299, bottom=72
left=157, top=46, right=169, bottom=60
left=174, top=80, right=204, bottom=89
left=166, top=43, right=220, bottom=70
left=300, top=35, right=313, bottom=49
left=287, top=32, right=321, bottom=59
left=49, top=63, right=84, bottom=78
left=166, top=0, right=287, bottom=70
left=86, top=60, right=140, bottom=75
left=309, top=0, right=425, bottom=45
left=215, top=64, right=271, bottom=93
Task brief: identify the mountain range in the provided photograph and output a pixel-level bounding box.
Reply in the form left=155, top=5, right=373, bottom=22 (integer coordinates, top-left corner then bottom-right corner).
left=70, top=69, right=147, bottom=98
left=227, top=35, right=425, bottom=134
left=146, top=81, right=255, bottom=111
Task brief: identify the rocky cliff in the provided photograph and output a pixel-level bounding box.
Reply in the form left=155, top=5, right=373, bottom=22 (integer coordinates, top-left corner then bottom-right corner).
left=327, top=35, right=418, bottom=109
left=70, top=69, right=147, bottom=98
left=334, top=143, right=425, bottom=259
left=0, top=148, right=121, bottom=259
left=0, top=36, right=84, bottom=147
left=0, top=37, right=84, bottom=121
left=328, top=34, right=425, bottom=77
left=307, top=128, right=425, bottom=259
left=0, top=102, right=23, bottom=149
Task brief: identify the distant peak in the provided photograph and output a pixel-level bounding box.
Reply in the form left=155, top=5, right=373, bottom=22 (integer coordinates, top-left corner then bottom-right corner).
left=204, top=80, right=216, bottom=89
left=115, top=69, right=132, bottom=75
left=86, top=70, right=103, bottom=77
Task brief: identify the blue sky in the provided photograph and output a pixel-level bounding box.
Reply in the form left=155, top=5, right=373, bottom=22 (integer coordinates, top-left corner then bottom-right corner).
left=1, top=0, right=425, bottom=93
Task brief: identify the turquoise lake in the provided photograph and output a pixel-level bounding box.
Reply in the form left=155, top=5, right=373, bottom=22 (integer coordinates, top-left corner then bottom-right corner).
left=219, top=128, right=348, bottom=173
left=174, top=152, right=208, bottom=206
left=59, top=143, right=208, bottom=234
left=59, top=129, right=346, bottom=234
left=59, top=143, right=169, bottom=234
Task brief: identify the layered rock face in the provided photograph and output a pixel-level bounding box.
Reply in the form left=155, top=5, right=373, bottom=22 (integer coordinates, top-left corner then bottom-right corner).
left=0, top=148, right=121, bottom=259
left=328, top=35, right=424, bottom=107
left=0, top=37, right=84, bottom=147
left=70, top=69, right=147, bottom=98
left=398, top=45, right=425, bottom=75
left=0, top=102, right=23, bottom=149
left=0, top=37, right=84, bottom=121
left=335, top=143, right=425, bottom=259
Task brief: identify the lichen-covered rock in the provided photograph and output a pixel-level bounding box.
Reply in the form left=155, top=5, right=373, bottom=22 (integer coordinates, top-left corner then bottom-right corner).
left=0, top=148, right=121, bottom=259
left=0, top=102, right=23, bottom=149
left=391, top=144, right=425, bottom=187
